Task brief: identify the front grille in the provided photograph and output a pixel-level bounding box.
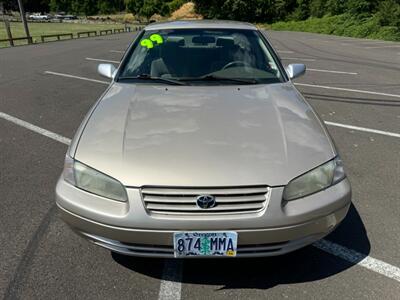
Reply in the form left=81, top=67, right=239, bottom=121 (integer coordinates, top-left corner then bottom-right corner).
left=141, top=186, right=269, bottom=215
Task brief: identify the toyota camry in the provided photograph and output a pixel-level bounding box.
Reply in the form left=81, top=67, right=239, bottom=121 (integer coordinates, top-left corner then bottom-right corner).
left=56, top=20, right=351, bottom=258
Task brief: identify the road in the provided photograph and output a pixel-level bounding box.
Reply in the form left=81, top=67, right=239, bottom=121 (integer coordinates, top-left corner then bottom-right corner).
left=0, top=30, right=399, bottom=299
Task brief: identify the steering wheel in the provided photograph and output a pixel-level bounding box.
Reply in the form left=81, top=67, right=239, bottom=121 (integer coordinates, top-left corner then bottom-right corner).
left=222, top=61, right=252, bottom=70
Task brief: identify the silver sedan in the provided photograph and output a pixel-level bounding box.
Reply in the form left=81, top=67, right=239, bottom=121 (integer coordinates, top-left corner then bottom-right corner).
left=56, top=20, right=351, bottom=258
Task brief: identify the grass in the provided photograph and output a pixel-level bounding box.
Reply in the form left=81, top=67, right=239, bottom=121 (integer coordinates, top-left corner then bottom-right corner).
left=266, top=14, right=400, bottom=42
left=0, top=22, right=127, bottom=47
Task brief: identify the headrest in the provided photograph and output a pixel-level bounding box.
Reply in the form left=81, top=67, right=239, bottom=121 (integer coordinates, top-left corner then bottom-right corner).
left=216, top=37, right=235, bottom=47
left=192, top=36, right=215, bottom=44
left=166, top=36, right=185, bottom=46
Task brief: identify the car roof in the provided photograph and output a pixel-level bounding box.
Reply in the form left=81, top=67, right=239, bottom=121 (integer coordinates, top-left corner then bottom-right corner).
left=144, top=20, right=257, bottom=31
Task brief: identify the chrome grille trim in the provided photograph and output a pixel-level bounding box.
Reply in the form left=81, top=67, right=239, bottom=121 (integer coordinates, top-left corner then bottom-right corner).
left=141, top=186, right=270, bottom=215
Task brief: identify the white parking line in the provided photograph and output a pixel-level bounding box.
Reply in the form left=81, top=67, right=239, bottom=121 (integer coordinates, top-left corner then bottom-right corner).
left=277, top=50, right=294, bottom=54
left=325, top=121, right=400, bottom=138
left=158, top=260, right=183, bottom=300
left=295, top=83, right=400, bottom=99
left=110, top=50, right=125, bottom=53
left=44, top=71, right=109, bottom=85
left=86, top=57, right=120, bottom=64
left=2, top=109, right=400, bottom=285
left=307, top=68, right=358, bottom=75
left=359, top=41, right=393, bottom=45
left=282, top=57, right=316, bottom=62
left=365, top=45, right=400, bottom=49
left=313, top=240, right=400, bottom=282
left=0, top=112, right=71, bottom=145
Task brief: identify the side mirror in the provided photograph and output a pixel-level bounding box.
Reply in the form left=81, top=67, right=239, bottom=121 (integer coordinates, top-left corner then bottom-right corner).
left=286, top=64, right=306, bottom=80
left=98, top=63, right=117, bottom=79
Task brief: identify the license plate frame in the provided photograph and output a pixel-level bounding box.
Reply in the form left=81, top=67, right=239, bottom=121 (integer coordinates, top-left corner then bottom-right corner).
left=173, top=231, right=238, bottom=258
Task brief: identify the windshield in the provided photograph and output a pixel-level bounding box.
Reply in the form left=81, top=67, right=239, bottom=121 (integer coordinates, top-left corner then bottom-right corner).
left=118, top=29, right=285, bottom=85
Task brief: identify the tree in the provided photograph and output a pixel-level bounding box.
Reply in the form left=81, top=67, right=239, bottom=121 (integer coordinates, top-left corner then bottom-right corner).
left=376, top=0, right=400, bottom=27
left=192, top=0, right=225, bottom=19
left=140, top=0, right=168, bottom=19
left=273, top=0, right=297, bottom=21
left=24, top=0, right=50, bottom=13
left=309, top=0, right=325, bottom=18
left=222, top=0, right=256, bottom=21
left=124, top=0, right=144, bottom=15
left=97, top=0, right=124, bottom=14
left=346, top=0, right=376, bottom=17
left=49, top=0, right=72, bottom=12
left=166, top=0, right=188, bottom=15
left=291, top=0, right=310, bottom=20
left=324, top=0, right=346, bottom=16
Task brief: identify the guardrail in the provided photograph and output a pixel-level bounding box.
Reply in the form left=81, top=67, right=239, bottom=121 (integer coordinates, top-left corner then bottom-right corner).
left=0, top=36, right=33, bottom=47
left=77, top=30, right=97, bottom=38
left=41, top=33, right=73, bottom=42
left=0, top=25, right=144, bottom=47
left=99, top=29, right=113, bottom=35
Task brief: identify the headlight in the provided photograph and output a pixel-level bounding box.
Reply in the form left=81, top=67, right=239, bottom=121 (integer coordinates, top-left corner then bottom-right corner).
left=283, top=156, right=346, bottom=201
left=63, top=156, right=127, bottom=202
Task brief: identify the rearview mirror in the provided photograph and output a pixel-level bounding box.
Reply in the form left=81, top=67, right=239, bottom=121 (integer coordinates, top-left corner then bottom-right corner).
left=98, top=63, right=117, bottom=79
left=285, top=64, right=306, bottom=80
left=192, top=36, right=215, bottom=44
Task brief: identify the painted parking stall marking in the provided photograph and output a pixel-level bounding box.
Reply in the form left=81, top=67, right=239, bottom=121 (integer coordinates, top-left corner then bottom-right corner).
left=365, top=45, right=400, bottom=49
left=314, top=239, right=400, bottom=282
left=0, top=112, right=71, bottom=145
left=324, top=121, right=400, bottom=139
left=44, top=71, right=109, bottom=85
left=295, top=83, right=400, bottom=99
left=85, top=57, right=120, bottom=64
left=277, top=50, right=294, bottom=54
left=158, top=260, right=183, bottom=300
left=307, top=68, right=358, bottom=75
left=282, top=57, right=316, bottom=61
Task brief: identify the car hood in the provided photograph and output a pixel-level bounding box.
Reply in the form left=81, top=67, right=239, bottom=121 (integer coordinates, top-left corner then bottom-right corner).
left=74, top=82, right=335, bottom=187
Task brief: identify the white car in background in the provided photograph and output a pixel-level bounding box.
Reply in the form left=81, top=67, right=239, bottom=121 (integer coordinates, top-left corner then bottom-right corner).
left=28, top=13, right=51, bottom=20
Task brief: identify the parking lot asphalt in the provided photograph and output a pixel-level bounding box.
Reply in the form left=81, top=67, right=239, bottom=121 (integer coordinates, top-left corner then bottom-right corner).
left=0, top=30, right=399, bottom=299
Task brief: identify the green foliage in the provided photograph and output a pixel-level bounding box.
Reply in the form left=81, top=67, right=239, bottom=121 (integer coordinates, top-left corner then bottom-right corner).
left=6, top=0, right=400, bottom=42
left=124, top=0, right=177, bottom=17
left=376, top=0, right=400, bottom=27
left=193, top=0, right=295, bottom=22
left=309, top=0, right=325, bottom=18
left=49, top=0, right=123, bottom=15
left=124, top=0, right=144, bottom=15
left=324, top=0, right=346, bottom=16
left=75, top=0, right=98, bottom=15
left=49, top=0, right=70, bottom=13
left=97, top=0, right=124, bottom=14
left=166, top=0, right=188, bottom=14
left=346, top=0, right=377, bottom=18
left=271, top=14, right=400, bottom=41
left=140, top=0, right=168, bottom=18
left=291, top=0, right=310, bottom=20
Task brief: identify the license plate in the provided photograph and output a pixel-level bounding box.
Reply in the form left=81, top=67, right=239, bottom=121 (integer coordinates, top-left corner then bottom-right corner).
left=173, top=231, right=237, bottom=257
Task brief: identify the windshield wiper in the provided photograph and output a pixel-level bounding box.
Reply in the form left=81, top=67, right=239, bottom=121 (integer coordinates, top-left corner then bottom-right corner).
left=179, top=74, right=258, bottom=85
left=118, top=74, right=186, bottom=85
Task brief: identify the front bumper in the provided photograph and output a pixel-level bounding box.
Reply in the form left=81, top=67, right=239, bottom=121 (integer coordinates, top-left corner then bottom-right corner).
left=56, top=177, right=351, bottom=258
left=58, top=203, right=349, bottom=257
